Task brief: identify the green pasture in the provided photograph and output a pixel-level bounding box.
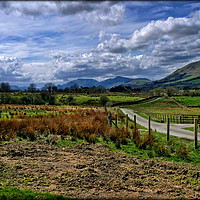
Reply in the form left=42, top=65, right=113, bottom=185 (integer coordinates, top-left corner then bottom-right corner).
left=173, top=96, right=200, bottom=107
left=127, top=96, right=200, bottom=116
left=125, top=97, right=200, bottom=123
left=57, top=93, right=144, bottom=106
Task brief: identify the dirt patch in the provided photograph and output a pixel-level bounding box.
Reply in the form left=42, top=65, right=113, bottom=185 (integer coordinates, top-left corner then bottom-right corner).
left=0, top=140, right=200, bottom=199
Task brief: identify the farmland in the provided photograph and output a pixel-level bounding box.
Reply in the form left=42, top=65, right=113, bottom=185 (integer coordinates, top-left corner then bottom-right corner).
left=173, top=96, right=200, bottom=107
left=0, top=92, right=144, bottom=106
left=1, top=95, right=200, bottom=199
left=127, top=97, right=200, bottom=123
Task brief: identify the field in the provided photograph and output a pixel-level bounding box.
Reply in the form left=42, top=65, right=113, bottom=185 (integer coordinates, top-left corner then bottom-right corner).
left=173, top=96, right=200, bottom=107
left=127, top=97, right=200, bottom=123
left=1, top=92, right=144, bottom=106
left=1, top=97, right=200, bottom=199
left=58, top=93, right=144, bottom=106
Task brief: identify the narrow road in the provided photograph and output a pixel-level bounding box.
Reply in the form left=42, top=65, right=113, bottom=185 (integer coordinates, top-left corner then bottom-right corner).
left=120, top=108, right=200, bottom=141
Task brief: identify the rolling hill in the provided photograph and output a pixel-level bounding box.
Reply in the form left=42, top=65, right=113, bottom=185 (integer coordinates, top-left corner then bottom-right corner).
left=144, top=60, right=200, bottom=89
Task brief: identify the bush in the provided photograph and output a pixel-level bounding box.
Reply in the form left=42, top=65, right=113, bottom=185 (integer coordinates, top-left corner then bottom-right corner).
left=99, top=96, right=109, bottom=106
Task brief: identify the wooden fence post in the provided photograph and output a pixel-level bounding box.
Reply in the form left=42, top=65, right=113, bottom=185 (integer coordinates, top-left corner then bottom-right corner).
left=108, top=113, right=112, bottom=127
left=194, top=119, right=198, bottom=149
left=126, top=114, right=128, bottom=131
left=104, top=105, right=108, bottom=116
left=115, top=114, right=118, bottom=129
left=134, top=115, right=136, bottom=130
left=167, top=118, right=170, bottom=141
left=148, top=116, right=151, bottom=135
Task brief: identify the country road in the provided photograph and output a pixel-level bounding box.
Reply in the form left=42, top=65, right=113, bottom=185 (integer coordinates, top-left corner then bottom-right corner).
left=120, top=108, right=200, bottom=141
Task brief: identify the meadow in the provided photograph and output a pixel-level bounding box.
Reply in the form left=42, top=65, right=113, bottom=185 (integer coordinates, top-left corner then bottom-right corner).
left=1, top=95, right=200, bottom=199
left=0, top=103, right=199, bottom=164
left=127, top=97, right=200, bottom=123
left=173, top=96, right=200, bottom=107
left=57, top=93, right=144, bottom=106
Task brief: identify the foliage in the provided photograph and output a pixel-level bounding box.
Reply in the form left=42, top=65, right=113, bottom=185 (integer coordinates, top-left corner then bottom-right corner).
left=0, top=82, right=11, bottom=92
left=66, top=95, right=75, bottom=105
left=27, top=83, right=37, bottom=93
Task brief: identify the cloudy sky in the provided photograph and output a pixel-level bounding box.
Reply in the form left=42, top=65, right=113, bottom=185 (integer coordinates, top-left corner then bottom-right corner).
left=1, top=1, right=200, bottom=87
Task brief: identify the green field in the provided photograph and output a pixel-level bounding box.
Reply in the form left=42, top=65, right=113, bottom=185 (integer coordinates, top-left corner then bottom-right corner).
left=126, top=97, right=200, bottom=123
left=0, top=186, right=77, bottom=200
left=173, top=96, right=200, bottom=107
left=58, top=93, right=144, bottom=106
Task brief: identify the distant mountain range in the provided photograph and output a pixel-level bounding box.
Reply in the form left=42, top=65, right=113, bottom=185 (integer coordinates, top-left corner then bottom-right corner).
left=57, top=76, right=150, bottom=89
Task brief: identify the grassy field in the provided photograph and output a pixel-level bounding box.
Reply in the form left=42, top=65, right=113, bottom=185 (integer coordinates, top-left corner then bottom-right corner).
left=173, top=96, right=200, bottom=107
left=57, top=93, right=144, bottom=106
left=0, top=187, right=77, bottom=200
left=126, top=97, right=200, bottom=123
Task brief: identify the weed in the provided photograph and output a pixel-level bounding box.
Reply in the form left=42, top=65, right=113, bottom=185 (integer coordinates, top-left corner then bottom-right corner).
left=177, top=144, right=190, bottom=160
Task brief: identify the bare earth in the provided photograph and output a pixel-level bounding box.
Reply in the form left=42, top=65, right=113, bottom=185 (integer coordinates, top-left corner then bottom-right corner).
left=1, top=140, right=200, bottom=200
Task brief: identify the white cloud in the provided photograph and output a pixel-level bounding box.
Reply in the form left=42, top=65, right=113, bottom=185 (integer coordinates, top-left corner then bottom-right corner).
left=0, top=56, right=22, bottom=74
left=50, top=51, right=159, bottom=81
left=96, top=10, right=200, bottom=53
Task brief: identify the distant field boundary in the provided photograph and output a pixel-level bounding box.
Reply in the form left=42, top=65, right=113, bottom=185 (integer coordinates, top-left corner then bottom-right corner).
left=111, top=96, right=161, bottom=107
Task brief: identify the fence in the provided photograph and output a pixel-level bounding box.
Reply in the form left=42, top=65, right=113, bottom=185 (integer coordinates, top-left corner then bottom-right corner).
left=135, top=112, right=200, bottom=124
left=105, top=106, right=199, bottom=149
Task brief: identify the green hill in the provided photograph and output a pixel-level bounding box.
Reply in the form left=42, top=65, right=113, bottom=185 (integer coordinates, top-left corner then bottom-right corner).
left=148, top=60, right=200, bottom=89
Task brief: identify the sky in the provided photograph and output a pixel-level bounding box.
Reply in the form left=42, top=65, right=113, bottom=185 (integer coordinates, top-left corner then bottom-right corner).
left=1, top=1, right=200, bottom=87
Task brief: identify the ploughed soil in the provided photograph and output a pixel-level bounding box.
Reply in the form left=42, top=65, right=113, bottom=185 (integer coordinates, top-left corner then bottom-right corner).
left=0, top=139, right=200, bottom=200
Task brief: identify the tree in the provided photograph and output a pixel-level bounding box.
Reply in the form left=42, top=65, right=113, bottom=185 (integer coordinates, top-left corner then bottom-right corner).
left=153, top=87, right=163, bottom=96
left=165, top=86, right=179, bottom=97
left=99, top=96, right=109, bottom=106
left=0, top=82, right=10, bottom=92
left=42, top=83, right=57, bottom=105
left=66, top=95, right=75, bottom=105
left=28, top=83, right=37, bottom=92
left=43, top=83, right=56, bottom=95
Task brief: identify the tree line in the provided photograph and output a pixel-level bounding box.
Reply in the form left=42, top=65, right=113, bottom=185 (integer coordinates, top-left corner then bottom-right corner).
left=1, top=82, right=200, bottom=106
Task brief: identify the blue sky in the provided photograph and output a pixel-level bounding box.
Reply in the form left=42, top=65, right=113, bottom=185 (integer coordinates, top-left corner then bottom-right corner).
left=0, top=1, right=200, bottom=87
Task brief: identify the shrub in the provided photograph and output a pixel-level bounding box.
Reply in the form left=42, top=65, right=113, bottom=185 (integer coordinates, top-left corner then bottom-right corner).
left=177, top=144, right=189, bottom=160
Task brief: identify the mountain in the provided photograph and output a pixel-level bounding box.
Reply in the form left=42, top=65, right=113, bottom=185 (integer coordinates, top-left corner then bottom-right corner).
left=57, top=79, right=99, bottom=89
left=98, top=76, right=134, bottom=89
left=123, top=78, right=151, bottom=87
left=57, top=76, right=137, bottom=89
left=145, top=60, right=200, bottom=89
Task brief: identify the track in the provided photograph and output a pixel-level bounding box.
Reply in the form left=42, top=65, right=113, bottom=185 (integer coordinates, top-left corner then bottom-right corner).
left=120, top=108, right=200, bottom=141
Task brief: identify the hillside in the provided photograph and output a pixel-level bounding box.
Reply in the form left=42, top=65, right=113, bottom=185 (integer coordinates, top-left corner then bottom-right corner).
left=98, top=76, right=134, bottom=88
left=123, top=78, right=151, bottom=87
left=144, top=60, right=200, bottom=89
